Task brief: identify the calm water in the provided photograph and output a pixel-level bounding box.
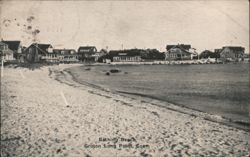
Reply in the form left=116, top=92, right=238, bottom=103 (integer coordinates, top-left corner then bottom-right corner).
left=68, top=63, right=250, bottom=123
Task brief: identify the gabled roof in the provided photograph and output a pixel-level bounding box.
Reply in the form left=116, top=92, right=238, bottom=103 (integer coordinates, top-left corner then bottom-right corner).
left=167, top=45, right=192, bottom=54
left=33, top=43, right=52, bottom=50
left=26, top=43, right=52, bottom=50
left=2, top=40, right=21, bottom=51
left=25, top=43, right=53, bottom=55
left=166, top=44, right=191, bottom=51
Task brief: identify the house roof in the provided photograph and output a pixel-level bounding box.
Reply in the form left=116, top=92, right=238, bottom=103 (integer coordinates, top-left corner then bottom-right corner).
left=166, top=44, right=191, bottom=51
left=167, top=45, right=192, bottom=54
left=199, top=50, right=219, bottom=58
left=78, top=46, right=97, bottom=51
left=2, top=40, right=21, bottom=51
left=0, top=42, right=8, bottom=46
left=200, top=50, right=213, bottom=54
left=109, top=49, right=142, bottom=57
left=222, top=46, right=245, bottom=52
left=25, top=43, right=53, bottom=54
left=0, top=42, right=14, bottom=55
left=33, top=43, right=52, bottom=50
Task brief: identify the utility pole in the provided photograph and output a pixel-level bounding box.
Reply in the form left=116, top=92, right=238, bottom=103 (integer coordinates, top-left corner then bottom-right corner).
left=168, top=50, right=171, bottom=64
left=1, top=50, right=3, bottom=77
left=1, top=59, right=3, bottom=77
left=36, top=43, right=38, bottom=62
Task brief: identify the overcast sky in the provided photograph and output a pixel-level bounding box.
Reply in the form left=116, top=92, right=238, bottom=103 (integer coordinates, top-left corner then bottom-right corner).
left=1, top=0, right=249, bottom=53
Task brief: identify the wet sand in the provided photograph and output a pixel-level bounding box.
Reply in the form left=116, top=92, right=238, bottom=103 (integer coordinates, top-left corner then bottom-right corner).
left=1, top=64, right=250, bottom=157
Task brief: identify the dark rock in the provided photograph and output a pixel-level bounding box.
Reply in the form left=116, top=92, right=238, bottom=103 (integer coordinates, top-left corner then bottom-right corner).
left=56, top=149, right=61, bottom=153
left=110, top=69, right=121, bottom=73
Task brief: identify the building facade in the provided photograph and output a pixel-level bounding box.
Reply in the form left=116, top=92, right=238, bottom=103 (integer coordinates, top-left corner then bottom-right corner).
left=109, top=49, right=142, bottom=62
left=219, top=46, right=245, bottom=61
left=2, top=40, right=21, bottom=60
left=199, top=50, right=220, bottom=59
left=0, top=42, right=15, bottom=61
left=53, top=49, right=79, bottom=63
left=165, top=44, right=196, bottom=60
left=25, top=43, right=56, bottom=63
left=78, top=46, right=97, bottom=62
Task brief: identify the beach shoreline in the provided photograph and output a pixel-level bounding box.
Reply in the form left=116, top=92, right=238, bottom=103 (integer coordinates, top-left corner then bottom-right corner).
left=64, top=64, right=250, bottom=131
left=1, top=64, right=250, bottom=157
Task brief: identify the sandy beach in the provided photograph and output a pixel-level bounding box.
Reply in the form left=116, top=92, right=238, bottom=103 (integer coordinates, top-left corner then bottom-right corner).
left=1, top=64, right=249, bottom=157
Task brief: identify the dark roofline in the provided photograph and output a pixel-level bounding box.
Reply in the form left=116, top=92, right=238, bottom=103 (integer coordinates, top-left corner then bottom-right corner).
left=32, top=43, right=52, bottom=46
left=27, top=43, right=52, bottom=49
left=222, top=46, right=245, bottom=51
left=2, top=40, right=21, bottom=51
left=78, top=46, right=97, bottom=53
left=53, top=48, right=75, bottom=51
left=78, top=46, right=96, bottom=49
left=201, top=50, right=214, bottom=53
left=109, top=49, right=143, bottom=57
left=2, top=40, right=21, bottom=43
left=166, top=44, right=191, bottom=51
left=166, top=46, right=192, bottom=54
left=23, top=43, right=53, bottom=55
left=222, top=46, right=244, bottom=48
left=0, top=41, right=8, bottom=45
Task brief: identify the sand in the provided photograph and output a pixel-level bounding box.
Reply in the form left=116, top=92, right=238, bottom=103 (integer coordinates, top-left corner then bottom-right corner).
left=1, top=64, right=249, bottom=157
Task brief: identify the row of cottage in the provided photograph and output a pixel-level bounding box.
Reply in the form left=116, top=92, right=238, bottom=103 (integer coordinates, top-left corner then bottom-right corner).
left=0, top=41, right=102, bottom=63
left=0, top=40, right=247, bottom=63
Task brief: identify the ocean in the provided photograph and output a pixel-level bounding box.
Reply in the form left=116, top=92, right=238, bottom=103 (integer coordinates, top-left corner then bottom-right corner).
left=67, top=63, right=250, bottom=126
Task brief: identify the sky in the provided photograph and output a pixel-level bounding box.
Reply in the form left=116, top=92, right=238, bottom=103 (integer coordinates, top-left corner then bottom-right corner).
left=0, top=0, right=249, bottom=53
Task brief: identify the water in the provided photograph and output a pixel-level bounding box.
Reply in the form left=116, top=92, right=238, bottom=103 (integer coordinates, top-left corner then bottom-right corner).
left=67, top=63, right=250, bottom=124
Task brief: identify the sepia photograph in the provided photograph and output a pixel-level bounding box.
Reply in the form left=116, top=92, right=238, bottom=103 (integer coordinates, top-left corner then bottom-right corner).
left=0, top=0, right=249, bottom=156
